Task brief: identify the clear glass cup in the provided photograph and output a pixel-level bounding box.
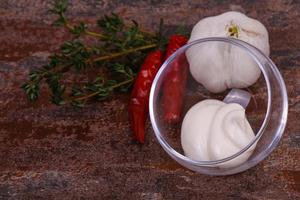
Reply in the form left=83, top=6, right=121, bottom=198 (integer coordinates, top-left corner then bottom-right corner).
left=149, top=37, right=288, bottom=175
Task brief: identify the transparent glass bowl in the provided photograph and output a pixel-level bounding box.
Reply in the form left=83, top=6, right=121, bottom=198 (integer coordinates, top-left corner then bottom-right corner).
left=149, top=37, right=288, bottom=175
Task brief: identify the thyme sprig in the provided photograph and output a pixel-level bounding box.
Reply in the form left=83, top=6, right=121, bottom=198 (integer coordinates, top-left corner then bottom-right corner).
left=22, top=0, right=160, bottom=107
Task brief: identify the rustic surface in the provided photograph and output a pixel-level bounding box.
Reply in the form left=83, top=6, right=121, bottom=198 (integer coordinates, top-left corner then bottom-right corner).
left=0, top=0, right=299, bottom=199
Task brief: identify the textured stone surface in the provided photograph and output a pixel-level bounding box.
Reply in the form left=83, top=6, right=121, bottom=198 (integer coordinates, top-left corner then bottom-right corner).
left=0, top=0, right=299, bottom=199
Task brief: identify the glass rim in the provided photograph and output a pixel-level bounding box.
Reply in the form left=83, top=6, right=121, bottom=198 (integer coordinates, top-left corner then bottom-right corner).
left=149, top=37, right=288, bottom=166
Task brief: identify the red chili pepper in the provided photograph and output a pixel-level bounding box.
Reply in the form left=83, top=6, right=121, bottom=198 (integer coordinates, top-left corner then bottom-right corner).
left=162, top=35, right=188, bottom=123
left=128, top=50, right=163, bottom=143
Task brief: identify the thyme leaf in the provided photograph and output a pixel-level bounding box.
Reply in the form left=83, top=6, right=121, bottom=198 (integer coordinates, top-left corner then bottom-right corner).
left=22, top=0, right=160, bottom=107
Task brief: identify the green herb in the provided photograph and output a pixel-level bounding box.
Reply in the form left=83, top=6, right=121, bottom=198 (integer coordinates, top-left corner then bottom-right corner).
left=22, top=0, right=160, bottom=107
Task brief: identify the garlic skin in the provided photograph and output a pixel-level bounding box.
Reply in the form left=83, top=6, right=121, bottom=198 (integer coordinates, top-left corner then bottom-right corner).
left=181, top=99, right=256, bottom=168
left=186, top=11, right=270, bottom=93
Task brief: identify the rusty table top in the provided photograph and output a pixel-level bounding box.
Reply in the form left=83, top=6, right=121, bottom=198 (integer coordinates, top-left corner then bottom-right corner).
left=0, top=0, right=299, bottom=199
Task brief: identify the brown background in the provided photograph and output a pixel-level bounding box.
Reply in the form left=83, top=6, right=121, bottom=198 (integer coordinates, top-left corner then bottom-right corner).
left=0, top=0, right=299, bottom=199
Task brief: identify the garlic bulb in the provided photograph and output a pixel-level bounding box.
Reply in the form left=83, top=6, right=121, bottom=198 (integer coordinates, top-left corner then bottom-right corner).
left=186, top=11, right=270, bottom=93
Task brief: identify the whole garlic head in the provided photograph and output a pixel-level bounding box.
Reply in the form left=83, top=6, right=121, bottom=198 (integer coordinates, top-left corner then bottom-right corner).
left=186, top=11, right=270, bottom=93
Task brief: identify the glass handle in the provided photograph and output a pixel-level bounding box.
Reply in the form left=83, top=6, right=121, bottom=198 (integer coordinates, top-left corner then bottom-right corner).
left=223, top=89, right=251, bottom=109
